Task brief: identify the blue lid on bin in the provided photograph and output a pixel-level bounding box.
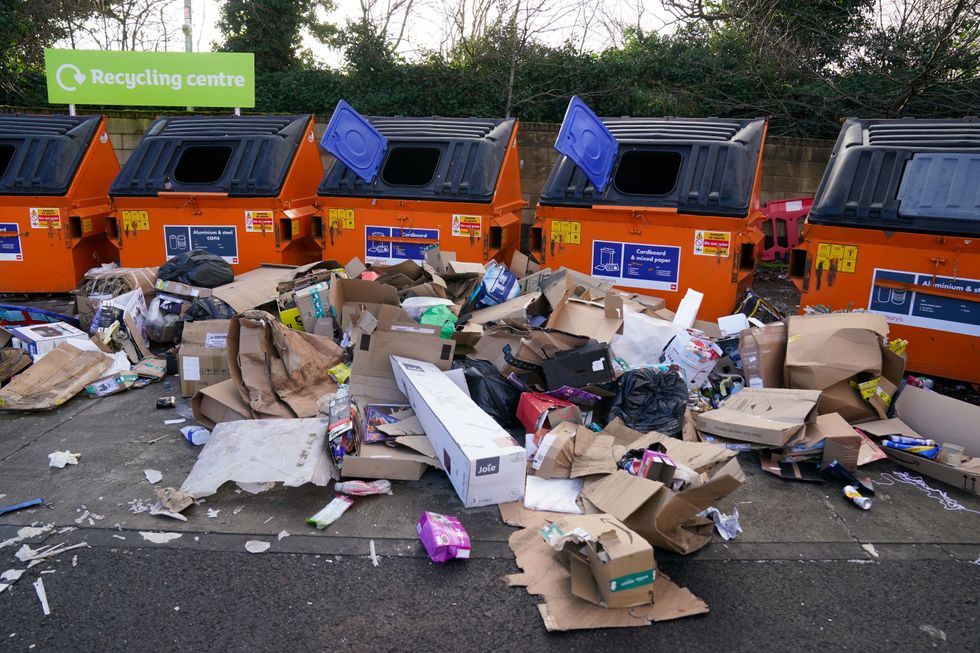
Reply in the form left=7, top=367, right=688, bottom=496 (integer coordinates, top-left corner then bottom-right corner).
left=554, top=96, right=618, bottom=193
left=320, top=101, right=387, bottom=184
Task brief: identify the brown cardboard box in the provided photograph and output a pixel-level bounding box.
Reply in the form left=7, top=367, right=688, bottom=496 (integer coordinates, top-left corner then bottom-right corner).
left=329, top=275, right=400, bottom=331
left=178, top=320, right=232, bottom=397
left=154, top=278, right=212, bottom=300
left=544, top=514, right=655, bottom=609
left=191, top=378, right=251, bottom=429
left=530, top=422, right=576, bottom=479
left=212, top=265, right=296, bottom=313
left=695, top=388, right=822, bottom=446
left=860, top=385, right=980, bottom=495
left=467, top=291, right=544, bottom=326
left=784, top=313, right=905, bottom=423
left=581, top=458, right=744, bottom=555
left=294, top=281, right=331, bottom=332
left=340, top=442, right=437, bottom=481
left=739, top=322, right=787, bottom=388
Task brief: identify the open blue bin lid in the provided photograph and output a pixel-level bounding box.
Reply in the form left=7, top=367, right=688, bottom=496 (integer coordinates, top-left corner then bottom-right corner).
left=554, top=96, right=618, bottom=193
left=320, top=100, right=387, bottom=183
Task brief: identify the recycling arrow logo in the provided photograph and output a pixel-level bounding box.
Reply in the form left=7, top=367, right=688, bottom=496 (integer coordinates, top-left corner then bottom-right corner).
left=55, top=63, right=86, bottom=92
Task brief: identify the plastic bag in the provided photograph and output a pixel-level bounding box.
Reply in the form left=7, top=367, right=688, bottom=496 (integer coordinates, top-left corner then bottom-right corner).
left=157, top=250, right=233, bottom=288
left=185, top=296, right=235, bottom=322
left=604, top=368, right=688, bottom=436
left=609, top=306, right=683, bottom=369
left=144, top=295, right=183, bottom=343
left=420, top=305, right=457, bottom=338
left=456, top=358, right=522, bottom=428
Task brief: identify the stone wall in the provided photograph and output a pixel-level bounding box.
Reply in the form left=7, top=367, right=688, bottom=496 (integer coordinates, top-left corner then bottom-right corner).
left=102, top=116, right=834, bottom=221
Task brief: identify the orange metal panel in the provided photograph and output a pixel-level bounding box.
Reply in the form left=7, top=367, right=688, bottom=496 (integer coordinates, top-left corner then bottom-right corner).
left=0, top=116, right=119, bottom=293
left=316, top=120, right=525, bottom=266
left=791, top=223, right=980, bottom=383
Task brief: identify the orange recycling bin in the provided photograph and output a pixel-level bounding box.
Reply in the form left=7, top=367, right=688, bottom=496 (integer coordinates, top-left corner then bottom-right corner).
left=316, top=102, right=524, bottom=267
left=108, top=115, right=324, bottom=273
left=790, top=118, right=980, bottom=383
left=0, top=114, right=119, bottom=293
left=531, top=98, right=768, bottom=321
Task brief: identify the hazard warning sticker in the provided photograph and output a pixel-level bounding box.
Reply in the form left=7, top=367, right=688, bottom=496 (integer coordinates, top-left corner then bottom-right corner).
left=121, top=210, right=150, bottom=231
left=245, top=210, right=274, bottom=233
left=551, top=220, right=581, bottom=245
left=816, top=242, right=859, bottom=273
left=29, top=208, right=61, bottom=230
left=0, top=223, right=23, bottom=261
left=693, top=230, right=731, bottom=257
left=327, top=208, right=355, bottom=230
left=452, top=214, right=482, bottom=238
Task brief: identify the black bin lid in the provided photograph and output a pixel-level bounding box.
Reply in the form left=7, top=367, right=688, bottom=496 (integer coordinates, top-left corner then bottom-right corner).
left=0, top=114, right=101, bottom=196
left=809, top=118, right=980, bottom=236
left=110, top=115, right=310, bottom=198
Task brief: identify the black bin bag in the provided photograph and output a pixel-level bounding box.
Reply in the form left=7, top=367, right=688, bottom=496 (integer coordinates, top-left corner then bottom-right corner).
left=456, top=359, right=522, bottom=429
left=605, top=368, right=688, bottom=436
left=158, top=250, right=234, bottom=288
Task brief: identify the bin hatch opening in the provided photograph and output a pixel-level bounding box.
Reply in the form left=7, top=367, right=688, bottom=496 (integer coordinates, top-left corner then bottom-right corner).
left=0, top=144, right=14, bottom=178
left=613, top=151, right=682, bottom=196
left=173, top=145, right=233, bottom=184
left=381, top=147, right=440, bottom=186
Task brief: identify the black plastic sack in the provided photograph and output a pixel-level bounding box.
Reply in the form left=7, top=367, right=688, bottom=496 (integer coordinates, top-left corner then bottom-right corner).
left=456, top=358, right=522, bottom=429
left=157, top=250, right=234, bottom=288
left=185, top=296, right=236, bottom=322
left=604, top=368, right=688, bottom=436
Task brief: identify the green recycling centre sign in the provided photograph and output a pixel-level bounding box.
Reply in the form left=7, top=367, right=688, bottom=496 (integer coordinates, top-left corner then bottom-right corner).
left=45, top=49, right=255, bottom=108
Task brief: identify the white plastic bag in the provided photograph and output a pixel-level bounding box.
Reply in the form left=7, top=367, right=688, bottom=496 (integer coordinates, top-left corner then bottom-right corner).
left=609, top=306, right=683, bottom=369
left=523, top=476, right=584, bottom=514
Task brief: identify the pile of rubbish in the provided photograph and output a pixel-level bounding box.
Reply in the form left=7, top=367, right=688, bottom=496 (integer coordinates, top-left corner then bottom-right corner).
left=1, top=247, right=977, bottom=631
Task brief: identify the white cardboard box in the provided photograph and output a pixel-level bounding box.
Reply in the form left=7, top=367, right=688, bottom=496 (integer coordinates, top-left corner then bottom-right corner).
left=391, top=355, right=526, bottom=508
left=2, top=322, right=90, bottom=360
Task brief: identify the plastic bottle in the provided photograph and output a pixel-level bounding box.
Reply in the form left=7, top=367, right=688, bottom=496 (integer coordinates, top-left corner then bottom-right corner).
left=887, top=435, right=936, bottom=446
left=881, top=440, right=940, bottom=459
left=843, top=485, right=872, bottom=510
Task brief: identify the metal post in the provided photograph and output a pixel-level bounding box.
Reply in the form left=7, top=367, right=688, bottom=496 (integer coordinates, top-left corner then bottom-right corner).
left=184, top=0, right=193, bottom=112
left=68, top=104, right=76, bottom=116
left=235, top=108, right=241, bottom=116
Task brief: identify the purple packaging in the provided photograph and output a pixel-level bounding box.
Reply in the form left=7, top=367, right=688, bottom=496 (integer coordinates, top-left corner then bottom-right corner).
left=417, top=511, right=471, bottom=563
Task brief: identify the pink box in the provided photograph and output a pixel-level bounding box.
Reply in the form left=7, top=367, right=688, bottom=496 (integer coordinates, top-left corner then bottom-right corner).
left=417, top=511, right=471, bottom=563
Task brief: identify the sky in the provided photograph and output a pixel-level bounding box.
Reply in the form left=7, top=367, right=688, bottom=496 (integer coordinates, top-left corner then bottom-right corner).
left=155, top=0, right=672, bottom=67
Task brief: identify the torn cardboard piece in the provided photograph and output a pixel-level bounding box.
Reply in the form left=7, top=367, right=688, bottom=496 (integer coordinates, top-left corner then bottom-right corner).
left=739, top=322, right=786, bottom=388
left=546, top=293, right=624, bottom=343
left=180, top=418, right=338, bottom=497
left=191, top=379, right=251, bottom=430
left=695, top=388, right=822, bottom=446
left=227, top=310, right=345, bottom=419
left=531, top=422, right=577, bottom=479
left=505, top=524, right=708, bottom=631
left=0, top=343, right=112, bottom=410
left=860, top=385, right=980, bottom=495
left=581, top=459, right=744, bottom=555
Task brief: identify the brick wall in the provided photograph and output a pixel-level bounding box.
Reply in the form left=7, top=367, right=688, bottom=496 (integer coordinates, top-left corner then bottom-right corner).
left=103, top=117, right=834, bottom=219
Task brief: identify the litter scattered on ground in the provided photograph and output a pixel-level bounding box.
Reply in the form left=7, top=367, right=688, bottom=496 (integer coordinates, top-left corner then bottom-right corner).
left=33, top=578, right=50, bottom=615
left=143, top=469, right=163, bottom=485
left=245, top=540, right=271, bottom=554
left=698, top=507, right=742, bottom=541
left=0, top=569, right=26, bottom=594
left=139, top=532, right=182, bottom=544
left=163, top=418, right=186, bottom=425
left=0, top=499, right=44, bottom=516
left=861, top=543, right=880, bottom=558
left=16, top=541, right=89, bottom=563
left=206, top=509, right=220, bottom=519
left=307, top=496, right=353, bottom=529
left=368, top=540, right=380, bottom=567
left=418, top=512, right=471, bottom=562
left=48, top=451, right=80, bottom=468
left=1, top=524, right=53, bottom=550
left=277, top=531, right=290, bottom=541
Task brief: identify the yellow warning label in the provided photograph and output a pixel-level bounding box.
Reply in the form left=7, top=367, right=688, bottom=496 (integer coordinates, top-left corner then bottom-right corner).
left=815, top=242, right=859, bottom=273
left=245, top=210, right=274, bottom=233
left=121, top=210, right=150, bottom=231
left=551, top=220, right=582, bottom=245
left=327, top=208, right=356, bottom=230
left=452, top=214, right=482, bottom=238
left=291, top=218, right=300, bottom=236
left=82, top=217, right=93, bottom=234
left=29, top=208, right=61, bottom=230
left=694, top=230, right=731, bottom=257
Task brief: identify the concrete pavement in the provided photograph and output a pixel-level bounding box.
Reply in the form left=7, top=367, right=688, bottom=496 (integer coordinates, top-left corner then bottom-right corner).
left=1, top=385, right=979, bottom=650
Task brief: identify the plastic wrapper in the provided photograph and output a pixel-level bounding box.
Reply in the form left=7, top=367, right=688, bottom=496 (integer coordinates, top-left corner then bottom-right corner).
left=417, top=512, right=471, bottom=562
left=456, top=358, right=522, bottom=429
left=604, top=368, right=689, bottom=437
left=420, top=305, right=458, bottom=338
left=307, top=495, right=354, bottom=529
